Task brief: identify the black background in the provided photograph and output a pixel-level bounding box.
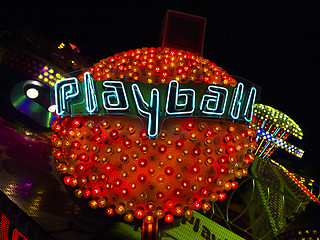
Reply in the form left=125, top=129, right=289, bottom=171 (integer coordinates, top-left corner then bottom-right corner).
left=1, top=1, right=320, bottom=179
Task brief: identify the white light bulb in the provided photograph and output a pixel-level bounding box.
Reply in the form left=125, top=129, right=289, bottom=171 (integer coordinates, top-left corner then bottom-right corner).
left=48, top=105, right=57, bottom=113
left=26, top=88, right=39, bottom=99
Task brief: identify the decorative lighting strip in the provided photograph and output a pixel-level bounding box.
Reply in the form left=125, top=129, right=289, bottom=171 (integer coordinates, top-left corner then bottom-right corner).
left=0, top=47, right=62, bottom=87
left=271, top=159, right=319, bottom=203
left=85, top=47, right=238, bottom=86
left=253, top=104, right=303, bottom=140
left=256, top=129, right=304, bottom=158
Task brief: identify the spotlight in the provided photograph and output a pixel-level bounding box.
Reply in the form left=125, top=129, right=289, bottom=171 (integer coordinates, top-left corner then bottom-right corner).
left=26, top=88, right=39, bottom=99
left=48, top=105, right=57, bottom=113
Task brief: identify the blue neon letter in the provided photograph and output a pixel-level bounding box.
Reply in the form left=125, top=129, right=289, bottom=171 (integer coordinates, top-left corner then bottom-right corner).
left=54, top=77, right=80, bottom=117
left=165, top=80, right=195, bottom=116
left=102, top=81, right=129, bottom=113
left=131, top=84, right=160, bottom=140
left=243, top=87, right=257, bottom=122
left=84, top=72, right=98, bottom=114
left=200, top=85, right=228, bottom=116
left=229, top=83, right=244, bottom=120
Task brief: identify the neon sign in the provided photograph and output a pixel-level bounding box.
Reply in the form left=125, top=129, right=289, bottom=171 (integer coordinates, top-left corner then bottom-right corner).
left=0, top=190, right=54, bottom=240
left=54, top=73, right=260, bottom=139
left=0, top=214, right=28, bottom=240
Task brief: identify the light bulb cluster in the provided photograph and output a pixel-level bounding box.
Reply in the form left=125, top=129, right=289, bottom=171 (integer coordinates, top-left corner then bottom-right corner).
left=82, top=47, right=237, bottom=86
left=253, top=104, right=303, bottom=139
left=256, top=129, right=304, bottom=158
left=52, top=116, right=255, bottom=223
left=271, top=159, right=319, bottom=203
left=37, top=65, right=63, bottom=87
left=252, top=104, right=304, bottom=158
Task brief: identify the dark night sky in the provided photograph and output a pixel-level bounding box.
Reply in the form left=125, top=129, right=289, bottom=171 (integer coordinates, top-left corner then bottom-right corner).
left=2, top=1, right=320, bottom=178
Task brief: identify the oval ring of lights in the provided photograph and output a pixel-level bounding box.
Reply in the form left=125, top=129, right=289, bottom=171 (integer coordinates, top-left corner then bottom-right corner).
left=51, top=47, right=257, bottom=225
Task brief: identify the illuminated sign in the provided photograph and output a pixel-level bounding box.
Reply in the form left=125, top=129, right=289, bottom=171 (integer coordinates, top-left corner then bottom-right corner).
left=0, top=191, right=54, bottom=240
left=162, top=211, right=244, bottom=240
left=110, top=211, right=244, bottom=240
left=54, top=73, right=260, bottom=139
left=0, top=213, right=28, bottom=240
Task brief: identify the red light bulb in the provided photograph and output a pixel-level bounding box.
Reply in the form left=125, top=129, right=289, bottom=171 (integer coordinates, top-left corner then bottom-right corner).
left=205, top=128, right=214, bottom=137
left=185, top=122, right=194, bottom=131
left=161, top=70, right=168, bottom=78
left=181, top=180, right=190, bottom=189
left=77, top=163, right=86, bottom=172
left=201, top=188, right=210, bottom=197
left=120, top=188, right=129, bottom=196
left=123, top=138, right=132, bottom=148
left=114, top=178, right=122, bottom=187
left=218, top=166, right=227, bottom=175
left=205, top=156, right=214, bottom=165
left=244, top=155, right=251, bottom=165
left=218, top=192, right=227, bottom=201
left=92, top=126, right=101, bottom=134
left=104, top=163, right=114, bottom=173
left=193, top=200, right=202, bottom=210
left=231, top=181, right=238, bottom=190
left=139, top=130, right=148, bottom=140
left=224, top=134, right=232, bottom=143
left=54, top=150, right=63, bottom=160
left=138, top=174, right=147, bottom=183
left=72, top=119, right=81, bottom=128
left=158, top=144, right=167, bottom=153
left=92, top=187, right=102, bottom=197
left=60, top=128, right=67, bottom=135
left=218, top=156, right=228, bottom=165
left=175, top=139, right=184, bottom=149
left=204, top=147, right=213, bottom=155
left=174, top=189, right=183, bottom=198
left=164, top=167, right=174, bottom=176
left=240, top=130, right=248, bottom=138
left=79, top=152, right=89, bottom=162
left=71, top=140, right=81, bottom=149
left=63, top=176, right=71, bottom=185
left=192, top=147, right=201, bottom=157
left=156, top=191, right=165, bottom=199
left=226, top=146, right=236, bottom=154
left=134, top=208, right=145, bottom=219
left=164, top=214, right=174, bottom=223
left=191, top=165, right=200, bottom=174
left=138, top=159, right=147, bottom=167
left=53, top=123, right=61, bottom=132
left=106, top=208, right=114, bottom=216
left=203, top=75, right=210, bottom=83
left=93, top=134, right=102, bottom=143
left=165, top=200, right=175, bottom=210
left=140, top=144, right=148, bottom=153
left=154, top=66, right=161, bottom=72
left=141, top=60, right=147, bottom=66
left=120, top=154, right=129, bottom=163
left=109, top=129, right=119, bottom=139
left=51, top=133, right=58, bottom=141
left=82, top=189, right=91, bottom=198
